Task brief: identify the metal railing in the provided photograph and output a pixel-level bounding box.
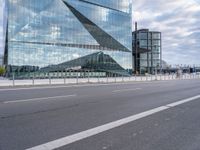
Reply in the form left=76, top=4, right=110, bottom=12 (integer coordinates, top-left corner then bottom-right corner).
left=0, top=73, right=200, bottom=87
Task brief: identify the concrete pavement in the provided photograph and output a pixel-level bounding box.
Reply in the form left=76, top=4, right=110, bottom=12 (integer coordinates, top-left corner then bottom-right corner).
left=0, top=79, right=200, bottom=150
left=61, top=97, right=200, bottom=150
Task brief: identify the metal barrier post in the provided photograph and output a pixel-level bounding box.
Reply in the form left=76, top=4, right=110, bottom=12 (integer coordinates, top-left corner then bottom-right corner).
left=49, top=73, right=51, bottom=85
left=76, top=72, right=78, bottom=84
left=12, top=72, right=15, bottom=86
left=155, top=74, right=157, bottom=81
left=64, top=72, right=66, bottom=84
left=88, top=71, right=90, bottom=83
left=32, top=73, right=35, bottom=85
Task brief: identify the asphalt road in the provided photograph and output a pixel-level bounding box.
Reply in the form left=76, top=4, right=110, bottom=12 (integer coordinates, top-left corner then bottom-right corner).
left=0, top=79, right=200, bottom=150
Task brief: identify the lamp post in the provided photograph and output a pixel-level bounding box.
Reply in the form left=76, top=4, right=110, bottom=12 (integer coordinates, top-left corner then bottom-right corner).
left=134, top=22, right=138, bottom=75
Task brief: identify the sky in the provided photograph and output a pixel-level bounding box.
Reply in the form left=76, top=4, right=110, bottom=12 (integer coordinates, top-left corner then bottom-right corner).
left=0, top=0, right=5, bottom=56
left=133, top=0, right=200, bottom=65
left=0, top=0, right=200, bottom=65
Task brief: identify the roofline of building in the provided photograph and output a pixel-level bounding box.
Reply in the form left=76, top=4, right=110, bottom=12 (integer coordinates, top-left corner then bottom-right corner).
left=132, top=29, right=161, bottom=34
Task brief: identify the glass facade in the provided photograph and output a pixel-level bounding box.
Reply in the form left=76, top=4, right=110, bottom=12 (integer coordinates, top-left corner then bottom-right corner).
left=133, top=29, right=162, bottom=74
left=5, top=0, right=132, bottom=77
left=1, top=0, right=7, bottom=66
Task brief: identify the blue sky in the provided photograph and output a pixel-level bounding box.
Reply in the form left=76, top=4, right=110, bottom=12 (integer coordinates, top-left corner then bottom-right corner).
left=0, top=0, right=200, bottom=65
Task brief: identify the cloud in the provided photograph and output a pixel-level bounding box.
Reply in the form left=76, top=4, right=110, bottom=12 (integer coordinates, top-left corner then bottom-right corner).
left=133, top=0, right=200, bottom=65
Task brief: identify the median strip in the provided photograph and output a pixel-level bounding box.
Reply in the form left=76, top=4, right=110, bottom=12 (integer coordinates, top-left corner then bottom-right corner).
left=26, top=95, right=200, bottom=150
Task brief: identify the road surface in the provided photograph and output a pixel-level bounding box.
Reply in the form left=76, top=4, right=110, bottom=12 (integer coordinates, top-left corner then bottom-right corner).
left=0, top=79, right=200, bottom=150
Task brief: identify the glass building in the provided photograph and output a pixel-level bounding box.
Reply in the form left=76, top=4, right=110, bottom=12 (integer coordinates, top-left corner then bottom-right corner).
left=3, top=0, right=132, bottom=78
left=133, top=29, right=162, bottom=74
left=1, top=0, right=7, bottom=66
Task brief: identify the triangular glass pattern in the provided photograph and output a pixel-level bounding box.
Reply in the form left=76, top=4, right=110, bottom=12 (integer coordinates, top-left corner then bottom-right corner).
left=9, top=0, right=98, bottom=45
left=63, top=0, right=132, bottom=51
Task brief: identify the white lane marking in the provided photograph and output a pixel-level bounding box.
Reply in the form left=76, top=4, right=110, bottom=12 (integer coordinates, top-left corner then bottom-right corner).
left=112, top=88, right=142, bottom=93
left=0, top=81, right=168, bottom=92
left=166, top=95, right=200, bottom=107
left=26, top=95, right=200, bottom=150
left=3, top=95, right=77, bottom=104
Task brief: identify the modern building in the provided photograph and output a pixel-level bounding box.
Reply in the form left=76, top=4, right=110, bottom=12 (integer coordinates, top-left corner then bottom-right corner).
left=132, top=28, right=162, bottom=74
left=3, top=0, right=132, bottom=77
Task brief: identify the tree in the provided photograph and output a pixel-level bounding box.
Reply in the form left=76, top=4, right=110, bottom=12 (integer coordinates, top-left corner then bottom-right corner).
left=0, top=66, right=6, bottom=76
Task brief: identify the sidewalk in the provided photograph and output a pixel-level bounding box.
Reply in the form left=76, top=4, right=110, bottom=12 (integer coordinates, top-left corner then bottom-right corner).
left=0, top=74, right=199, bottom=87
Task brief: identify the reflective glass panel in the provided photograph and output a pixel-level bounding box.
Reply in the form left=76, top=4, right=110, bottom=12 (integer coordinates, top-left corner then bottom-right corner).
left=6, top=0, right=132, bottom=76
